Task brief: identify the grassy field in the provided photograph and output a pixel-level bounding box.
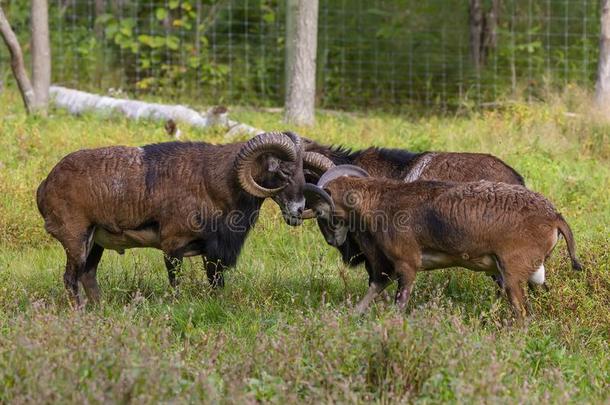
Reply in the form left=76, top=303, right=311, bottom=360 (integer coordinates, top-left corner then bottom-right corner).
left=0, top=88, right=608, bottom=403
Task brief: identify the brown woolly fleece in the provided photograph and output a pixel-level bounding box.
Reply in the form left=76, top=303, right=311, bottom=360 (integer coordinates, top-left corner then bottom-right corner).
left=302, top=140, right=526, bottom=288
left=37, top=133, right=307, bottom=308
left=318, top=176, right=581, bottom=319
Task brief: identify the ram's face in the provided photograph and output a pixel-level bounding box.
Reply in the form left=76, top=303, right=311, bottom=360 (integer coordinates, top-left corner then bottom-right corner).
left=307, top=181, right=350, bottom=247
left=303, top=164, right=370, bottom=248
left=316, top=216, right=349, bottom=247
left=234, top=131, right=307, bottom=226
left=263, top=155, right=306, bottom=226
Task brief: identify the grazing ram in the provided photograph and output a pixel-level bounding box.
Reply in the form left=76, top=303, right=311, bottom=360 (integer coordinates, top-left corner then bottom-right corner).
left=304, top=165, right=582, bottom=320
left=301, top=141, right=525, bottom=289
left=37, top=132, right=329, bottom=307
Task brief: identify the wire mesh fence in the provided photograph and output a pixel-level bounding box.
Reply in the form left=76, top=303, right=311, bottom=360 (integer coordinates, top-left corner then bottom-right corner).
left=0, top=0, right=601, bottom=109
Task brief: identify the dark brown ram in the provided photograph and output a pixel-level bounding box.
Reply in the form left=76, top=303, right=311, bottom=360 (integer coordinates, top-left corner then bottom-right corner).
left=305, top=165, right=582, bottom=320
left=37, top=132, right=327, bottom=308
left=301, top=141, right=525, bottom=289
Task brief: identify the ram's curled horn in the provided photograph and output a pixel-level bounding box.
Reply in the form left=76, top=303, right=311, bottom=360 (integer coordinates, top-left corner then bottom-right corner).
left=235, top=132, right=299, bottom=198
left=303, top=152, right=335, bottom=173
left=302, top=164, right=368, bottom=220
left=300, top=153, right=337, bottom=219
left=303, top=183, right=336, bottom=219
left=283, top=131, right=303, bottom=151
left=317, top=164, right=370, bottom=188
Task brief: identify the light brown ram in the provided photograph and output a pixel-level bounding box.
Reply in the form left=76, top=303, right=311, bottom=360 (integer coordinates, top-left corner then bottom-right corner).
left=305, top=165, right=582, bottom=320
left=300, top=141, right=525, bottom=291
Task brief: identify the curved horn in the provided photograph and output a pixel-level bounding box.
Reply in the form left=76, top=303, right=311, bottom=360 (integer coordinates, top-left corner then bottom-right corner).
left=301, top=153, right=335, bottom=219
left=317, top=164, right=370, bottom=188
left=283, top=131, right=302, bottom=151
left=303, top=152, right=335, bottom=174
left=303, top=183, right=335, bottom=219
left=302, top=162, right=365, bottom=220
left=235, top=132, right=298, bottom=198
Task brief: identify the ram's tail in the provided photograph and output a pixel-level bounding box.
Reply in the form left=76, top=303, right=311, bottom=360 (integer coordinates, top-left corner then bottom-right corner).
left=556, top=213, right=583, bottom=271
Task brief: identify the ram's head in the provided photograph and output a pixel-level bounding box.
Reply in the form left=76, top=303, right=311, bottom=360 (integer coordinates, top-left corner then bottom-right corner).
left=303, top=165, right=370, bottom=246
left=235, top=132, right=312, bottom=225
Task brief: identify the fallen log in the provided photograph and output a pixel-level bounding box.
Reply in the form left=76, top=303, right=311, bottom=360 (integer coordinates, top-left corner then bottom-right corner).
left=49, top=85, right=265, bottom=139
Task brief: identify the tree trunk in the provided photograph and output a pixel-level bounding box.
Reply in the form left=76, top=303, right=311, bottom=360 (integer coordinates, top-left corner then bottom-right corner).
left=0, top=5, right=36, bottom=113
left=285, top=0, right=297, bottom=98
left=596, top=0, right=610, bottom=109
left=94, top=0, right=105, bottom=39
left=31, top=0, right=51, bottom=114
left=469, top=0, right=483, bottom=72
left=284, top=0, right=318, bottom=126
left=482, top=0, right=500, bottom=65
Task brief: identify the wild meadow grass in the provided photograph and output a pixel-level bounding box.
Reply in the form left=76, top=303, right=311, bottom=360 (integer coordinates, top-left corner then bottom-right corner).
left=0, top=87, right=608, bottom=403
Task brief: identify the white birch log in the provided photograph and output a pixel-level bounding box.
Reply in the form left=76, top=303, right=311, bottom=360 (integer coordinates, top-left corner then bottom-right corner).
left=49, top=86, right=265, bottom=138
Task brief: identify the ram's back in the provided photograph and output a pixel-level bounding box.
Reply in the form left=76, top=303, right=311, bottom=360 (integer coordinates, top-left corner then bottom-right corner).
left=411, top=152, right=524, bottom=185
left=419, top=181, right=558, bottom=253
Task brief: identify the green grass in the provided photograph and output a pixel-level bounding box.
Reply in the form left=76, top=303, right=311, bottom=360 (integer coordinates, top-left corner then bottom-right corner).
left=0, top=88, right=608, bottom=403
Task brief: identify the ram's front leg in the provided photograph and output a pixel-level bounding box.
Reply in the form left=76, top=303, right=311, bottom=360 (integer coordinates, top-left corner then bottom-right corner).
left=354, top=279, right=392, bottom=315
left=364, top=257, right=394, bottom=303
left=354, top=244, right=393, bottom=314
left=164, top=255, right=183, bottom=288
left=394, top=258, right=419, bottom=311
left=160, top=225, right=195, bottom=288
left=354, top=233, right=392, bottom=314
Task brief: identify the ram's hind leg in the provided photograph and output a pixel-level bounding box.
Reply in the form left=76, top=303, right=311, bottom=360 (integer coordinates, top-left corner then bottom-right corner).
left=497, top=253, right=535, bottom=321
left=394, top=259, right=419, bottom=311
left=60, top=228, right=94, bottom=309
left=80, top=243, right=104, bottom=305
left=64, top=256, right=84, bottom=308
left=504, top=278, right=528, bottom=321
left=44, top=209, right=95, bottom=309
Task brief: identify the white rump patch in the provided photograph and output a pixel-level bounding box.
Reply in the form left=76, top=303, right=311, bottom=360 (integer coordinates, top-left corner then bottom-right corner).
left=529, top=264, right=545, bottom=285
